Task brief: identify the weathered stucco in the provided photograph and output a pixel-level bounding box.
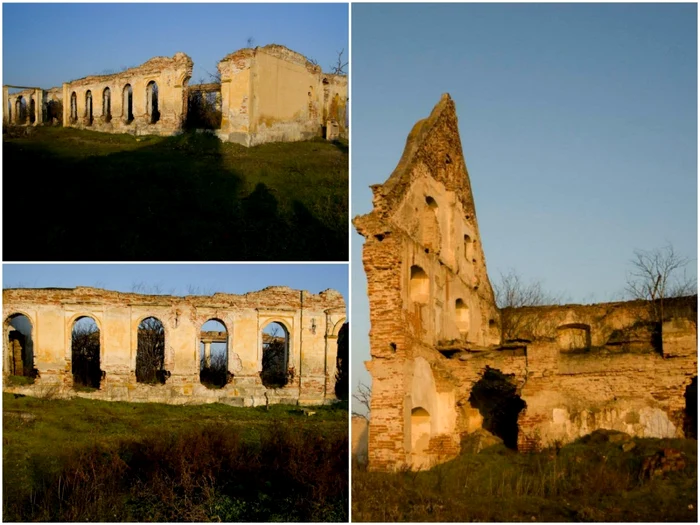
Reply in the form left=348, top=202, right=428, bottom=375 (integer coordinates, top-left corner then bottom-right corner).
left=3, top=286, right=346, bottom=406
left=353, top=94, right=697, bottom=472
left=218, top=44, right=347, bottom=146
left=4, top=44, right=347, bottom=147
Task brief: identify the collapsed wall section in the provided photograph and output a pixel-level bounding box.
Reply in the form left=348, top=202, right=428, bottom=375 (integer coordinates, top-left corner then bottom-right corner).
left=3, top=286, right=346, bottom=406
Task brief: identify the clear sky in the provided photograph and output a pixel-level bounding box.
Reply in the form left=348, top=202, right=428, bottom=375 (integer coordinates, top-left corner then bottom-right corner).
left=3, top=3, right=349, bottom=89
left=2, top=264, right=349, bottom=303
left=351, top=3, right=697, bottom=411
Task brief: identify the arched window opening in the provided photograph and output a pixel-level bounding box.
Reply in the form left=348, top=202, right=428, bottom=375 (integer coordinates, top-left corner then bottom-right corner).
left=7, top=100, right=11, bottom=123
left=15, top=97, right=27, bottom=124
left=147, top=81, right=159, bottom=124
left=409, top=265, right=429, bottom=304
left=102, top=87, right=111, bottom=122
left=28, top=97, right=36, bottom=124
left=70, top=92, right=78, bottom=123
left=468, top=367, right=526, bottom=449
left=199, top=319, right=229, bottom=389
left=261, top=322, right=290, bottom=389
left=464, top=234, right=474, bottom=261
left=136, top=317, right=168, bottom=384
left=411, top=407, right=431, bottom=456
left=456, top=299, right=470, bottom=335
left=85, top=90, right=93, bottom=125
left=684, top=376, right=697, bottom=439
left=71, top=316, right=102, bottom=389
left=5, top=314, right=37, bottom=382
left=123, top=84, right=133, bottom=124
left=420, top=196, right=440, bottom=253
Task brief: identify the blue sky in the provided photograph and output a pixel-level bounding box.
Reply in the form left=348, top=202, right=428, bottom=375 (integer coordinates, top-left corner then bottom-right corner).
left=2, top=264, right=349, bottom=303
left=3, top=3, right=348, bottom=89
left=351, top=3, right=697, bottom=407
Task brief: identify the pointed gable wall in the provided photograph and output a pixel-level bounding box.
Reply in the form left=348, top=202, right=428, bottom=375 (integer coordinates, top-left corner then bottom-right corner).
left=354, top=94, right=500, bottom=470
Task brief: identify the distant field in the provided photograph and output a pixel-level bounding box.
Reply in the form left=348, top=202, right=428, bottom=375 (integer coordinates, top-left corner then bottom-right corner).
left=3, top=393, right=348, bottom=522
left=353, top=434, right=697, bottom=522
left=3, top=127, right=348, bottom=261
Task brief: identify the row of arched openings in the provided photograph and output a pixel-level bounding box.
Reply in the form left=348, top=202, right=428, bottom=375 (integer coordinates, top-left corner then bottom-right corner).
left=8, top=96, right=36, bottom=125
left=4, top=314, right=292, bottom=391
left=69, top=82, right=159, bottom=125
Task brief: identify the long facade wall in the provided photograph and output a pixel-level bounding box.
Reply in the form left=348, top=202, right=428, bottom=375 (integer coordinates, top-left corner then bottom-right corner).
left=218, top=44, right=348, bottom=146
left=4, top=45, right=347, bottom=147
left=61, top=53, right=193, bottom=137
left=3, top=286, right=346, bottom=406
left=354, top=94, right=698, bottom=472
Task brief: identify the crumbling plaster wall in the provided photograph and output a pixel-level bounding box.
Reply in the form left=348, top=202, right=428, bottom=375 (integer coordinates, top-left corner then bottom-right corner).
left=354, top=94, right=500, bottom=471
left=218, top=45, right=348, bottom=146
left=3, top=286, right=345, bottom=406
left=354, top=94, right=698, bottom=472
left=62, top=53, right=193, bottom=136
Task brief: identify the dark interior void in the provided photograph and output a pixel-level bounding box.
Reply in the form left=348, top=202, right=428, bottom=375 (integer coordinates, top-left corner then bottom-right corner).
left=684, top=376, right=697, bottom=439
left=469, top=367, right=526, bottom=449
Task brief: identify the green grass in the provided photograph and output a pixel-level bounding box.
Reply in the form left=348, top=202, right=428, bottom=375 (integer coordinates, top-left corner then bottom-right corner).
left=3, top=126, right=348, bottom=261
left=353, top=437, right=697, bottom=522
left=6, top=375, right=35, bottom=386
left=3, top=393, right=348, bottom=521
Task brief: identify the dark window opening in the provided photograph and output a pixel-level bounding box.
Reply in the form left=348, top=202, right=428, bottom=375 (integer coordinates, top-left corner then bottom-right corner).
left=136, top=317, right=168, bottom=384
left=147, top=81, right=159, bottom=124
left=261, top=322, right=291, bottom=389
left=334, top=323, right=348, bottom=399
left=85, top=90, right=93, bottom=125
left=103, top=87, right=111, bottom=122
left=684, top=376, right=697, bottom=439
left=123, top=84, right=133, bottom=124
left=71, top=316, right=102, bottom=389
left=5, top=314, right=38, bottom=381
left=199, top=319, right=230, bottom=389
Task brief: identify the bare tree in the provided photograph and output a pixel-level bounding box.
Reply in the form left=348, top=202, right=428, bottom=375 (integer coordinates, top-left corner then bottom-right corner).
left=352, top=381, right=371, bottom=421
left=494, top=269, right=561, bottom=342
left=626, top=244, right=697, bottom=327
left=330, top=49, right=348, bottom=75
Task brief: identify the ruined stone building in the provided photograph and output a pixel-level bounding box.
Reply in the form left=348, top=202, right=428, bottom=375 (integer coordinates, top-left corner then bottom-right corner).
left=2, top=44, right=348, bottom=146
left=3, top=286, right=346, bottom=406
left=353, top=94, right=697, bottom=471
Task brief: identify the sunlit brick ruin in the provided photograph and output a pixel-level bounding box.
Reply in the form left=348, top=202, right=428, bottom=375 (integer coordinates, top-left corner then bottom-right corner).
left=2, top=44, right=348, bottom=146
left=353, top=94, right=697, bottom=471
left=3, top=286, right=346, bottom=406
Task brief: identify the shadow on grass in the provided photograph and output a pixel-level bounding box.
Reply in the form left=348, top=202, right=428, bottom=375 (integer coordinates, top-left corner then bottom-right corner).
left=3, top=130, right=347, bottom=261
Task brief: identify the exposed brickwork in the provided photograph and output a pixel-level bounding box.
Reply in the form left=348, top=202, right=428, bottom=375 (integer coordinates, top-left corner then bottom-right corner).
left=354, top=94, right=697, bottom=472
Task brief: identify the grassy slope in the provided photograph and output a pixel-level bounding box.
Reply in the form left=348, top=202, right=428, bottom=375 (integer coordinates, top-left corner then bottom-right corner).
left=352, top=437, right=697, bottom=522
left=3, top=393, right=349, bottom=521
left=3, top=127, right=348, bottom=261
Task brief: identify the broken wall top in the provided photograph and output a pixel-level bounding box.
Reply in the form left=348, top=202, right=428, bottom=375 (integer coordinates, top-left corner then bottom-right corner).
left=355, top=94, right=476, bottom=236
left=219, top=44, right=323, bottom=76
left=3, top=286, right=345, bottom=312
left=64, top=52, right=193, bottom=88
